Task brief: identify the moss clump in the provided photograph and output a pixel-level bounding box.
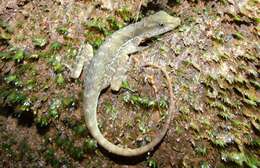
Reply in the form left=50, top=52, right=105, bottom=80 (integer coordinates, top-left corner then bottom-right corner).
left=83, top=139, right=97, bottom=152
left=32, top=37, right=48, bottom=48
left=106, top=16, right=124, bottom=30
left=147, top=158, right=158, bottom=168
left=195, top=145, right=207, bottom=156
left=221, top=151, right=260, bottom=167
left=55, top=74, right=65, bottom=86
left=4, top=74, right=23, bottom=87
left=122, top=92, right=168, bottom=109
left=55, top=134, right=85, bottom=161
left=116, top=7, right=133, bottom=22
left=56, top=26, right=68, bottom=36
left=50, top=41, right=62, bottom=51
left=62, top=96, right=77, bottom=108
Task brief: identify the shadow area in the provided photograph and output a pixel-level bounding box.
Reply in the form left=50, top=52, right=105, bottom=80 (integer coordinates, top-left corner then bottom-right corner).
left=97, top=140, right=162, bottom=165
left=0, top=105, right=49, bottom=134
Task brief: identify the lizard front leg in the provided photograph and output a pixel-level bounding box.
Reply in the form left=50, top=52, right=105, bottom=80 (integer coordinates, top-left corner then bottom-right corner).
left=110, top=40, right=148, bottom=91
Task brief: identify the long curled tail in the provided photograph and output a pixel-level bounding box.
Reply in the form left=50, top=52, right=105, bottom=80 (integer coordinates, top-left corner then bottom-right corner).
left=84, top=64, right=174, bottom=157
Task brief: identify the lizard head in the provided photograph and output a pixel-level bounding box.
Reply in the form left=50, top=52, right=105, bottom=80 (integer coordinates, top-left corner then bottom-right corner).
left=142, top=11, right=180, bottom=37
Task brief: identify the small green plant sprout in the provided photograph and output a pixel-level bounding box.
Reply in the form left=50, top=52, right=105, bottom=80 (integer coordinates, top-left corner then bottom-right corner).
left=212, top=30, right=225, bottom=44
left=32, top=37, right=48, bottom=48
left=44, top=148, right=61, bottom=168
left=35, top=115, right=50, bottom=127
left=90, top=38, right=104, bottom=50
left=26, top=79, right=37, bottom=90
left=85, top=18, right=110, bottom=36
left=50, top=41, right=62, bottom=51
left=137, top=119, right=149, bottom=134
left=199, top=160, right=210, bottom=168
left=147, top=158, right=158, bottom=168
left=69, top=146, right=84, bottom=161
left=190, top=121, right=200, bottom=132
left=56, top=26, right=69, bottom=36
left=233, top=32, right=244, bottom=40
left=0, top=31, right=11, bottom=42
left=83, top=138, right=97, bottom=152
left=55, top=134, right=85, bottom=161
left=62, top=96, right=77, bottom=108
left=66, top=45, right=78, bottom=59
left=72, top=124, right=86, bottom=136
left=13, top=48, right=25, bottom=63
left=121, top=80, right=135, bottom=92
left=210, top=132, right=235, bottom=148
left=116, top=7, right=133, bottom=22
left=6, top=91, right=26, bottom=105
left=18, top=98, right=32, bottom=112
left=106, top=16, right=124, bottom=30
left=0, top=51, right=11, bottom=60
left=48, top=99, right=61, bottom=120
left=217, top=111, right=233, bottom=120
left=194, top=145, right=207, bottom=156
left=221, top=151, right=260, bottom=167
left=53, top=61, right=64, bottom=73
left=55, top=74, right=65, bottom=86
left=4, top=74, right=22, bottom=87
left=0, top=19, right=13, bottom=33
left=104, top=101, right=117, bottom=121
left=250, top=138, right=260, bottom=147
left=122, top=92, right=168, bottom=109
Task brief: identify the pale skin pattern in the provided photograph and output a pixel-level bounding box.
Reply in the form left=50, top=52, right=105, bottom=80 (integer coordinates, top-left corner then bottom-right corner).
left=84, top=11, right=180, bottom=157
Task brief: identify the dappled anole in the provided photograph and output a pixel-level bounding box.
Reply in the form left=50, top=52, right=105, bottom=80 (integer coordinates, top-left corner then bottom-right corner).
left=83, top=11, right=180, bottom=157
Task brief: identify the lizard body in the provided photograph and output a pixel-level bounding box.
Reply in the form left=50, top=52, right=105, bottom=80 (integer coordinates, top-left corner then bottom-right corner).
left=84, top=11, right=180, bottom=157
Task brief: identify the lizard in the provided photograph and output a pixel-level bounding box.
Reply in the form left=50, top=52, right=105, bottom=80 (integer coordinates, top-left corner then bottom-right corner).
left=83, top=11, right=180, bottom=157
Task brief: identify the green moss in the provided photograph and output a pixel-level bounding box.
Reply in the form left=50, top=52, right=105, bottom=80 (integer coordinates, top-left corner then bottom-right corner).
left=121, top=80, right=134, bottom=92
left=147, top=158, right=158, bottom=168
left=83, top=139, right=97, bottom=152
left=13, top=49, right=25, bottom=63
left=104, top=101, right=117, bottom=121
left=69, top=146, right=84, bottom=161
left=212, top=30, right=225, bottom=44
left=53, top=62, right=64, bottom=73
left=85, top=18, right=110, bottom=36
left=0, top=51, right=12, bottom=60
left=55, top=134, right=85, bottom=161
left=122, top=92, right=168, bottom=109
left=32, top=37, right=48, bottom=48
left=218, top=111, right=233, bottom=120
left=243, top=98, right=257, bottom=107
left=116, top=7, right=133, bottom=22
left=6, top=91, right=26, bottom=104
left=44, top=148, right=61, bottom=168
left=4, top=74, right=23, bottom=87
left=233, top=32, right=244, bottom=40
left=221, top=151, right=260, bottom=168
left=17, top=138, right=33, bottom=161
left=56, top=74, right=65, bottom=86
left=62, top=96, right=77, bottom=108
left=195, top=145, right=207, bottom=156
left=56, top=26, right=68, bottom=36
left=50, top=41, right=62, bottom=51
left=106, top=16, right=124, bottom=30
left=0, top=31, right=11, bottom=41
left=1, top=142, right=16, bottom=158
left=72, top=124, right=86, bottom=136
left=35, top=115, right=50, bottom=127
left=18, top=99, right=32, bottom=112
left=200, top=161, right=210, bottom=168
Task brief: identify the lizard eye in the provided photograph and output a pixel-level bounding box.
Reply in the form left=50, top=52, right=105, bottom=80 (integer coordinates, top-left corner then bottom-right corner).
left=159, top=23, right=165, bottom=27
